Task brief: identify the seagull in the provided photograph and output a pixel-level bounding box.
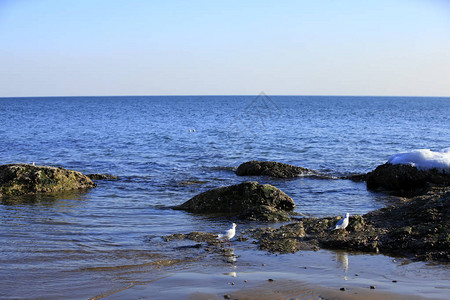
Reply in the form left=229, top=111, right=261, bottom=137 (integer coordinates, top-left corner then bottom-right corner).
left=333, top=213, right=350, bottom=233
left=218, top=223, right=237, bottom=246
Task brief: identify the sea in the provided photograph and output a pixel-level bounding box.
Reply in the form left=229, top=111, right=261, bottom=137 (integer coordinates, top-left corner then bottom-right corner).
left=1, top=95, right=449, bottom=299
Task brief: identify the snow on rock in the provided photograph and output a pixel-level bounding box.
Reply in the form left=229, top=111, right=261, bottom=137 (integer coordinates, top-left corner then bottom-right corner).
left=388, top=148, right=450, bottom=173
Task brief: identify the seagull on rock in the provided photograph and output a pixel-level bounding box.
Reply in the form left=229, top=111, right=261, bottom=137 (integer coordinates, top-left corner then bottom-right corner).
left=218, top=223, right=237, bottom=246
left=333, top=213, right=350, bottom=233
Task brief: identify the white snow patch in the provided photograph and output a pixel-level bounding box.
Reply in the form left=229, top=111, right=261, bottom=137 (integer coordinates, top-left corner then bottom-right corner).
left=387, top=148, right=450, bottom=173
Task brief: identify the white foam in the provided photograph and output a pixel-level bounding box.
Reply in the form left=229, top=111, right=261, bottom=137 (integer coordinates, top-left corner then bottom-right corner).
left=387, top=148, right=450, bottom=173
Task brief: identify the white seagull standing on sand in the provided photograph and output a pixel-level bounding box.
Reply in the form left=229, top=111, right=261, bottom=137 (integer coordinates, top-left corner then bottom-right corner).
left=333, top=213, right=350, bottom=233
left=218, top=223, right=237, bottom=245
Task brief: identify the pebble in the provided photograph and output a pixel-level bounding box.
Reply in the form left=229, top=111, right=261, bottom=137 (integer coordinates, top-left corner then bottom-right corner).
left=355, top=274, right=359, bottom=276
left=268, top=278, right=274, bottom=282
left=304, top=267, right=307, bottom=269
left=244, top=280, right=248, bottom=283
left=224, top=295, right=231, bottom=299
left=262, top=264, right=266, bottom=266
left=340, top=287, right=346, bottom=291
left=231, top=282, right=235, bottom=286
left=370, top=285, right=376, bottom=289
left=392, top=280, right=397, bottom=283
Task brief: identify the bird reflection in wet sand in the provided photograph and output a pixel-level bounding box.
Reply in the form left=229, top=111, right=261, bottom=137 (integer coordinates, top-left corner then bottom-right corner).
left=336, top=251, right=349, bottom=274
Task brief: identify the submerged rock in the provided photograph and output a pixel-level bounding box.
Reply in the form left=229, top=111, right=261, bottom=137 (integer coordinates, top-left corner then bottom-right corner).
left=173, top=181, right=295, bottom=221
left=341, top=173, right=367, bottom=182
left=87, top=173, right=118, bottom=180
left=162, top=231, right=218, bottom=244
left=252, top=187, right=450, bottom=261
left=235, top=161, right=315, bottom=178
left=0, top=164, right=96, bottom=197
left=366, top=163, right=450, bottom=196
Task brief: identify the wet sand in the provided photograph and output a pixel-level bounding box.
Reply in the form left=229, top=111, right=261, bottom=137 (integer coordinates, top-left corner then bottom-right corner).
left=100, top=271, right=433, bottom=300
left=88, top=245, right=449, bottom=300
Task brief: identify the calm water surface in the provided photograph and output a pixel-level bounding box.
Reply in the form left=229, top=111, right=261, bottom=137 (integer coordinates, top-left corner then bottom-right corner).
left=1, top=96, right=449, bottom=298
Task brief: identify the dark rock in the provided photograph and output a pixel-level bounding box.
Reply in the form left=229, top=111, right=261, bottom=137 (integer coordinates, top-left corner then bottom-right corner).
left=252, top=222, right=309, bottom=253
left=251, top=186, right=450, bottom=262
left=366, top=163, right=450, bottom=196
left=235, top=161, right=315, bottom=178
left=0, top=164, right=96, bottom=197
left=173, top=181, right=295, bottom=221
left=86, top=173, right=118, bottom=180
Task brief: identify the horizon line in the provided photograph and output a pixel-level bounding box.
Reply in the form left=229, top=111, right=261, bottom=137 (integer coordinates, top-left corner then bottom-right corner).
left=1, top=94, right=450, bottom=99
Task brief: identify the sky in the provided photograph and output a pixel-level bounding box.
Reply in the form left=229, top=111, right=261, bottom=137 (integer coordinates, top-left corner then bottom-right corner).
left=1, top=0, right=450, bottom=97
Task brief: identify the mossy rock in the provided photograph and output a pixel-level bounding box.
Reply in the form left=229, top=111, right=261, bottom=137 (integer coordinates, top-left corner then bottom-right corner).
left=174, top=181, right=295, bottom=221
left=0, top=164, right=96, bottom=197
left=348, top=215, right=365, bottom=232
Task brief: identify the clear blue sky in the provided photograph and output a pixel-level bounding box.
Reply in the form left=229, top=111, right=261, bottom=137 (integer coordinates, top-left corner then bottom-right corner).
left=1, top=0, right=450, bottom=97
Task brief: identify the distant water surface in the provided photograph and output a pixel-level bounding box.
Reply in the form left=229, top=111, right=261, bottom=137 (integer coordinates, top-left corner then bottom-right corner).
left=1, top=96, right=449, bottom=298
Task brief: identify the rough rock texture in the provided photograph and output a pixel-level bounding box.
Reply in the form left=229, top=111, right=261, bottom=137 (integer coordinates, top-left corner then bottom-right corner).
left=173, top=181, right=295, bottom=221
left=366, top=163, right=450, bottom=196
left=235, top=161, right=315, bottom=178
left=251, top=187, right=450, bottom=261
left=0, top=164, right=96, bottom=197
left=87, top=173, right=118, bottom=180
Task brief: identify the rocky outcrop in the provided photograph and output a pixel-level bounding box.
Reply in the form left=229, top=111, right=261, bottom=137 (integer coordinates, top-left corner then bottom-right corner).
left=235, top=161, right=315, bottom=178
left=173, top=181, right=295, bottom=221
left=366, top=163, right=450, bottom=196
left=251, top=187, right=450, bottom=261
left=0, top=164, right=96, bottom=197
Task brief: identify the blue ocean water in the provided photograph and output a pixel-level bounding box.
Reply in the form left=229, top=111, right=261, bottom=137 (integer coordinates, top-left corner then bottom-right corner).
left=1, top=95, right=449, bottom=298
